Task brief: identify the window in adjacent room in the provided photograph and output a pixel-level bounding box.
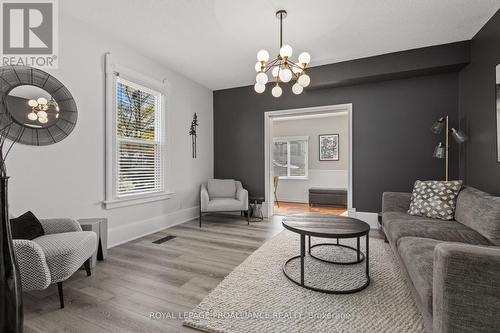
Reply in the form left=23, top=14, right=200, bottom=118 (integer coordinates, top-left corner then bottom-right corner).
left=272, top=136, right=308, bottom=179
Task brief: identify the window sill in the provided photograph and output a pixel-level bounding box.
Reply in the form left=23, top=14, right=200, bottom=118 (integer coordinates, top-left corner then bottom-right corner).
left=103, top=191, right=174, bottom=209
left=278, top=176, right=309, bottom=180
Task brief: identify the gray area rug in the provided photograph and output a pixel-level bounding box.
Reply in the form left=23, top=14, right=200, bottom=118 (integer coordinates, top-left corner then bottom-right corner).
left=183, top=230, right=426, bottom=333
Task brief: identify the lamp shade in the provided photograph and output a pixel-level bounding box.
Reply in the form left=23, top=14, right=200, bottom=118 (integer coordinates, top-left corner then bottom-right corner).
left=433, top=142, right=445, bottom=159
left=431, top=118, right=445, bottom=134
left=451, top=128, right=468, bottom=143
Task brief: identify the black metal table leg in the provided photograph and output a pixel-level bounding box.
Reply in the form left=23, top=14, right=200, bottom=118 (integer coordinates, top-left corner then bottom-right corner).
left=300, top=234, right=305, bottom=286
left=308, top=235, right=311, bottom=254
left=366, top=234, right=370, bottom=277
left=357, top=236, right=360, bottom=262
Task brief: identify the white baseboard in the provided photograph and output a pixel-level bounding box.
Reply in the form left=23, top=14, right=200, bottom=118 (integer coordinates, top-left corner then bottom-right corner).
left=108, top=206, right=199, bottom=248
left=349, top=210, right=379, bottom=229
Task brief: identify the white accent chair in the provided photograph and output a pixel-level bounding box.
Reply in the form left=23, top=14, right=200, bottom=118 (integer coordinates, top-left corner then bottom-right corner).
left=200, top=179, right=249, bottom=227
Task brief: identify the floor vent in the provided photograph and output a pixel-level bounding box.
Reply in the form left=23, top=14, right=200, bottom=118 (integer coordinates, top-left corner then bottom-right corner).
left=153, top=235, right=176, bottom=244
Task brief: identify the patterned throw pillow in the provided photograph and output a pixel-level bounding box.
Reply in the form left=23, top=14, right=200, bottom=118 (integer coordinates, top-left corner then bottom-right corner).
left=408, top=180, right=463, bottom=220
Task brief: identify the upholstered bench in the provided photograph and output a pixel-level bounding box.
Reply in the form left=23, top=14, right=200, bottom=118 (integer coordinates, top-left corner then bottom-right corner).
left=308, top=188, right=347, bottom=207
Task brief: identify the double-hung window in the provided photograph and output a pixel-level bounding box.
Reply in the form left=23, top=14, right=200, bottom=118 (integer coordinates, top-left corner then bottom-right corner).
left=116, top=77, right=163, bottom=196
left=273, top=136, right=308, bottom=179
left=105, top=61, right=169, bottom=208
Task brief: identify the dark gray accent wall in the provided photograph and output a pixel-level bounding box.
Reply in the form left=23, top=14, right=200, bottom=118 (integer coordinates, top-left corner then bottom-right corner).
left=214, top=70, right=460, bottom=212
left=459, top=10, right=500, bottom=195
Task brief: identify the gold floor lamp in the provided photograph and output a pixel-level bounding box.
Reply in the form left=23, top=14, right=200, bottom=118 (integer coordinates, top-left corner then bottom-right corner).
left=431, top=116, right=468, bottom=181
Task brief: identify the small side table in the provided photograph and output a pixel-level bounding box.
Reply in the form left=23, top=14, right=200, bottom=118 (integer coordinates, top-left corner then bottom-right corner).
left=78, top=218, right=108, bottom=268
left=248, top=196, right=265, bottom=222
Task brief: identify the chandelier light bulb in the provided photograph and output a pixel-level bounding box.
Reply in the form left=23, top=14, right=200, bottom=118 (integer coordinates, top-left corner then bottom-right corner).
left=272, top=66, right=280, bottom=78
left=279, top=45, right=293, bottom=58
left=272, top=85, right=283, bottom=98
left=292, top=64, right=303, bottom=74
left=37, top=97, right=48, bottom=105
left=279, top=68, right=292, bottom=83
left=38, top=116, right=48, bottom=124
left=292, top=83, right=303, bottom=95
left=28, top=99, right=38, bottom=107
left=298, top=73, right=311, bottom=87
left=255, top=61, right=263, bottom=72
left=257, top=50, right=269, bottom=62
left=37, top=111, right=48, bottom=118
left=298, top=52, right=311, bottom=65
left=27, top=112, right=38, bottom=121
left=254, top=83, right=266, bottom=93
left=256, top=72, right=268, bottom=85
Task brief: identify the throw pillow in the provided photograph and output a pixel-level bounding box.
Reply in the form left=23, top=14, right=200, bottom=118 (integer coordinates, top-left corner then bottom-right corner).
left=10, top=211, right=45, bottom=240
left=408, top=180, right=463, bottom=220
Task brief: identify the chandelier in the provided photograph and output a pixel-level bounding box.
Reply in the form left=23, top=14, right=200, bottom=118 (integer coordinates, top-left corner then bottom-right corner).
left=254, top=10, right=311, bottom=97
left=27, top=97, right=59, bottom=124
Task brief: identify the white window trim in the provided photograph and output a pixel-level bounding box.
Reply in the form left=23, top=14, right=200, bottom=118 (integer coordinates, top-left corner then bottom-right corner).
left=273, top=136, right=309, bottom=180
left=104, top=53, right=173, bottom=209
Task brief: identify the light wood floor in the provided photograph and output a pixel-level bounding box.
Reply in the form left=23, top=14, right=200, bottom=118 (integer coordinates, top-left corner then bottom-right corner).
left=274, top=201, right=347, bottom=216
left=24, top=215, right=283, bottom=333
left=23, top=213, right=376, bottom=332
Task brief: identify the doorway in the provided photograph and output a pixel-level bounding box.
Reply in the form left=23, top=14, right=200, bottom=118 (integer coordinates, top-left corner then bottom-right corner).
left=264, top=104, right=353, bottom=217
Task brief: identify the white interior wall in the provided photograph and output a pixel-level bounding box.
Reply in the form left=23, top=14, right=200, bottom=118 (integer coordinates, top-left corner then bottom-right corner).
left=273, top=114, right=348, bottom=203
left=6, top=13, right=213, bottom=247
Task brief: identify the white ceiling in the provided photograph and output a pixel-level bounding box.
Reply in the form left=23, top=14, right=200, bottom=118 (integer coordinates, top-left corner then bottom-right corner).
left=62, top=0, right=500, bottom=90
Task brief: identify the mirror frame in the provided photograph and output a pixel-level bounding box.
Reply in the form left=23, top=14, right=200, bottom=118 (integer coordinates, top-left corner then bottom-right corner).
left=0, top=66, right=77, bottom=146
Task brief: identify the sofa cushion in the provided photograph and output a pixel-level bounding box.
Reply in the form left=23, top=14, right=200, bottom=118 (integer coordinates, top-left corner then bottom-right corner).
left=207, top=179, right=236, bottom=199
left=33, top=231, right=97, bottom=283
left=383, top=212, right=491, bottom=246
left=455, top=187, right=500, bottom=245
left=408, top=180, right=463, bottom=220
left=398, top=237, right=443, bottom=317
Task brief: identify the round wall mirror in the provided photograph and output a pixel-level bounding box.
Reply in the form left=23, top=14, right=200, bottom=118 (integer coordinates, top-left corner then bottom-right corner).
left=0, top=66, right=77, bottom=146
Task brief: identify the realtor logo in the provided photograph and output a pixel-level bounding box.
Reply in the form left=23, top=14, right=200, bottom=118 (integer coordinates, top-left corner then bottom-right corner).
left=1, top=0, right=58, bottom=68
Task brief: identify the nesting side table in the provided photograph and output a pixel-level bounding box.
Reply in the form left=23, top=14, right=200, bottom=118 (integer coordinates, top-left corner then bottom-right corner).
left=78, top=218, right=108, bottom=268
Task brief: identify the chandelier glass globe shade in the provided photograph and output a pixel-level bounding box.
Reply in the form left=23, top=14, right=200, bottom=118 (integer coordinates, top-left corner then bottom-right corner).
left=298, top=74, right=311, bottom=87
left=292, top=65, right=303, bottom=74
left=28, top=99, right=38, bottom=107
left=256, top=72, right=268, bottom=84
left=254, top=83, right=266, bottom=93
left=255, top=62, right=263, bottom=72
left=279, top=68, right=292, bottom=83
left=38, top=116, right=48, bottom=124
left=298, top=52, right=311, bottom=65
left=37, top=111, right=48, bottom=119
left=292, top=83, right=303, bottom=95
left=272, top=67, right=280, bottom=78
left=37, top=97, right=48, bottom=105
left=27, top=112, right=38, bottom=121
left=279, top=45, right=293, bottom=58
left=272, top=85, right=282, bottom=98
left=257, top=50, right=269, bottom=62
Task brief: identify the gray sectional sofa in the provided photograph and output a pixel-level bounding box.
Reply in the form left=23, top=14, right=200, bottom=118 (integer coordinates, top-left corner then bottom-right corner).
left=382, top=186, right=500, bottom=333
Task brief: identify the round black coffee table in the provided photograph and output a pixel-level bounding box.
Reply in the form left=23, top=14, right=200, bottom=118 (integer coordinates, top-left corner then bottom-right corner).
left=282, top=215, right=370, bottom=294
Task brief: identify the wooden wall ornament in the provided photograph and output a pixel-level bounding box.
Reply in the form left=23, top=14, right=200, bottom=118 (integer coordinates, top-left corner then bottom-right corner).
left=189, top=113, right=199, bottom=158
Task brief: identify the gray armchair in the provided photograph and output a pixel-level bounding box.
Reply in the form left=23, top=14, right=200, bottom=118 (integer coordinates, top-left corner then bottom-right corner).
left=200, top=179, right=249, bottom=227
left=12, top=218, right=97, bottom=308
